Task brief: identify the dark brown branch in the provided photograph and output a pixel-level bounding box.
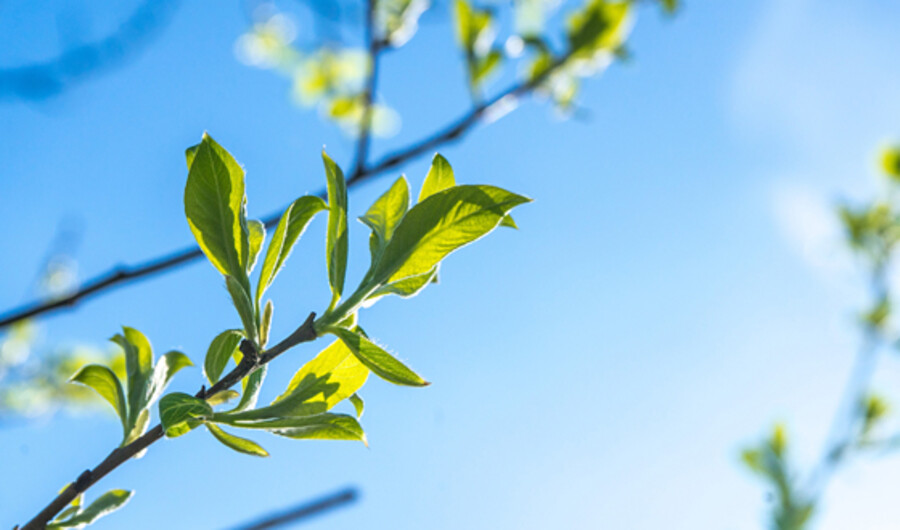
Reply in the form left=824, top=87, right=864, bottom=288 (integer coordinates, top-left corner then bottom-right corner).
left=0, top=52, right=571, bottom=331
left=19, top=312, right=318, bottom=530
left=230, top=487, right=358, bottom=530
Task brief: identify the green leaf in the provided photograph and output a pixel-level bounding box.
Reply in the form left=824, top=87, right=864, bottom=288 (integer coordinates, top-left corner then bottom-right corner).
left=256, top=196, right=328, bottom=304
left=567, top=0, right=631, bottom=56
left=70, top=365, right=127, bottom=430
left=881, top=146, right=900, bottom=181
left=207, top=389, right=240, bottom=406
left=370, top=185, right=531, bottom=285
left=323, top=151, right=349, bottom=309
left=206, top=423, right=269, bottom=457
left=233, top=364, right=267, bottom=412
left=259, top=300, right=274, bottom=348
left=111, top=327, right=153, bottom=436
left=226, top=275, right=258, bottom=343
left=217, top=412, right=367, bottom=444
left=361, top=176, right=410, bottom=261
left=124, top=408, right=150, bottom=446
left=368, top=266, right=437, bottom=300
left=419, top=154, right=455, bottom=202
left=204, top=330, right=243, bottom=385
left=49, top=490, right=133, bottom=528
left=328, top=327, right=428, bottom=387
left=184, top=133, right=251, bottom=282
left=159, top=392, right=212, bottom=438
left=499, top=214, right=517, bottom=229
left=473, top=49, right=502, bottom=84
left=185, top=144, right=199, bottom=169
left=349, top=393, right=364, bottom=418
left=140, top=350, right=194, bottom=425
left=214, top=392, right=329, bottom=424
left=247, top=219, right=266, bottom=274
left=275, top=337, right=369, bottom=409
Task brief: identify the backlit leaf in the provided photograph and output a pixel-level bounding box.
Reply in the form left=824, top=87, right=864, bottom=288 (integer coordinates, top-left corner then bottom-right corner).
left=159, top=392, right=212, bottom=438
left=204, top=330, right=243, bottom=385
left=328, top=327, right=428, bottom=387
left=207, top=423, right=269, bottom=457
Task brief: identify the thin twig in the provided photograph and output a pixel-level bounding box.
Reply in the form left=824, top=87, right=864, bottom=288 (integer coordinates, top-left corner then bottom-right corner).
left=0, top=51, right=572, bottom=331
left=231, top=487, right=358, bottom=530
left=19, top=313, right=318, bottom=530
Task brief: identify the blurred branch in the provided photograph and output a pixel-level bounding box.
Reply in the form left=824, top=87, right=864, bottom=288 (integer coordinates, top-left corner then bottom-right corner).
left=352, top=0, right=385, bottom=176
left=0, top=0, right=180, bottom=101
left=231, top=487, right=358, bottom=530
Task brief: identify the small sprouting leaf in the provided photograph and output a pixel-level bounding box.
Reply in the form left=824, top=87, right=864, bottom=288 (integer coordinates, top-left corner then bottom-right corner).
left=259, top=300, right=274, bottom=348
left=112, top=327, right=154, bottom=437
left=184, top=133, right=251, bottom=282
left=206, top=423, right=269, bottom=457
left=204, top=330, right=244, bottom=385
left=256, top=195, right=328, bottom=304
left=247, top=220, right=266, bottom=274
left=361, top=176, right=410, bottom=260
left=124, top=408, right=150, bottom=446
left=882, top=146, right=900, bottom=181
left=207, top=389, right=241, bottom=406
left=226, top=275, right=258, bottom=343
left=70, top=365, right=127, bottom=429
left=48, top=489, right=133, bottom=529
left=370, top=185, right=531, bottom=285
left=328, top=327, right=428, bottom=387
left=159, top=392, right=213, bottom=438
left=275, top=337, right=369, bottom=409
left=140, top=350, right=194, bottom=426
left=233, top=365, right=267, bottom=412
left=323, top=151, right=349, bottom=309
left=418, top=154, right=455, bottom=202
left=349, top=393, right=364, bottom=418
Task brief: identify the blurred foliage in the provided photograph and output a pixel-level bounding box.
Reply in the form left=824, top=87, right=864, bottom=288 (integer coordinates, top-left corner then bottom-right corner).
left=742, top=144, right=900, bottom=529
left=0, top=321, right=125, bottom=418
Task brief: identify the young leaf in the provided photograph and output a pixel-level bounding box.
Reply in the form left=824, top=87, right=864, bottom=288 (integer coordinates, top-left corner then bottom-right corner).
left=206, top=423, right=269, bottom=457
left=159, top=392, right=213, bottom=438
left=361, top=176, right=410, bottom=260
left=368, top=266, right=437, bottom=301
left=419, top=154, right=455, bottom=202
left=247, top=219, right=266, bottom=274
left=141, top=350, right=194, bottom=421
left=259, top=300, right=274, bottom=348
left=111, top=327, right=154, bottom=437
left=124, top=409, right=150, bottom=446
left=207, top=389, right=241, bottom=406
left=274, top=337, right=369, bottom=409
left=256, top=195, right=328, bottom=304
left=48, top=490, right=133, bottom=529
left=204, top=330, right=243, bottom=385
left=328, top=327, right=428, bottom=387
left=216, top=412, right=367, bottom=444
left=226, top=275, right=258, bottom=343
left=323, top=151, right=349, bottom=309
left=184, top=133, right=251, bottom=282
left=70, top=365, right=127, bottom=430
left=349, top=393, right=364, bottom=418
left=233, top=364, right=267, bottom=412
left=370, top=185, right=531, bottom=285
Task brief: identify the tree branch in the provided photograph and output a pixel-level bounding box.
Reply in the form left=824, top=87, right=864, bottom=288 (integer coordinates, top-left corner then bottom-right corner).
left=351, top=0, right=383, bottom=178
left=0, top=51, right=572, bottom=331
left=19, top=312, right=318, bottom=530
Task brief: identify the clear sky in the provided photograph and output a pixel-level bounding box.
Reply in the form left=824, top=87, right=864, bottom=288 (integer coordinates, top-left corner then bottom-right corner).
left=4, top=0, right=900, bottom=529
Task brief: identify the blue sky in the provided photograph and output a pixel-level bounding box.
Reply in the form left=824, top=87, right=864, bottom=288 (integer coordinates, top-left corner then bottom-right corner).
left=4, top=0, right=900, bottom=528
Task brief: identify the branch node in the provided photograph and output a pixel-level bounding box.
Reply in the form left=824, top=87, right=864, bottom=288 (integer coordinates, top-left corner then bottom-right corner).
left=74, top=469, right=92, bottom=491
